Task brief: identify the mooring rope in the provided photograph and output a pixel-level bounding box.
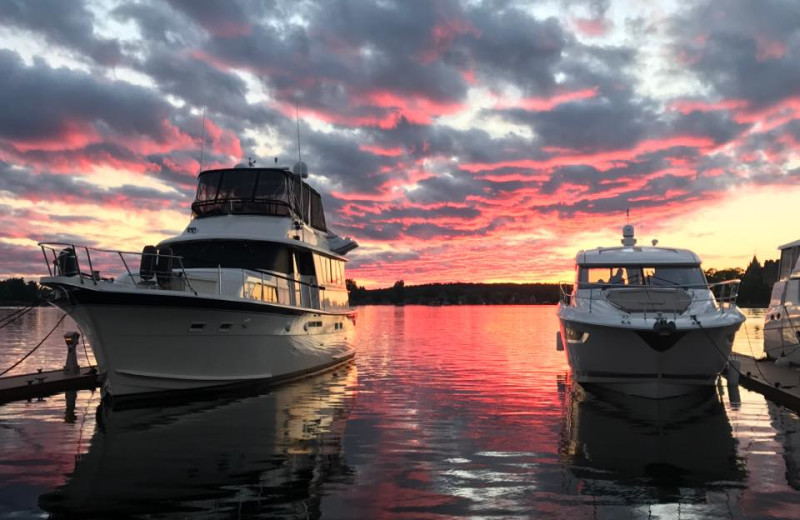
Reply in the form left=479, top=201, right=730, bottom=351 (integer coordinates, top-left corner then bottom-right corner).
left=0, top=304, right=37, bottom=329
left=0, top=314, right=67, bottom=377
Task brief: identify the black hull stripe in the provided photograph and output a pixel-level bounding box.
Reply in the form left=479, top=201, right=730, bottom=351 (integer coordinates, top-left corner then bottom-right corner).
left=576, top=370, right=716, bottom=380
left=51, top=284, right=356, bottom=317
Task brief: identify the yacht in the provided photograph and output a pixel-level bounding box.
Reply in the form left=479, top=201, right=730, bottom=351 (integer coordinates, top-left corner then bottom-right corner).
left=556, top=225, right=745, bottom=398
left=38, top=161, right=358, bottom=401
left=764, top=239, right=800, bottom=364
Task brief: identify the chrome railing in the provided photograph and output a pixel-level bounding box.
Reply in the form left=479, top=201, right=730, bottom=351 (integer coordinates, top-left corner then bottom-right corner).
left=39, top=242, right=198, bottom=295
left=558, top=279, right=742, bottom=316
left=37, top=242, right=344, bottom=310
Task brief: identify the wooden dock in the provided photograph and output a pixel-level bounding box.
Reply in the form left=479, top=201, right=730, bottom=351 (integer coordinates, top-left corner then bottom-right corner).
left=0, top=367, right=98, bottom=403
left=725, top=353, right=800, bottom=412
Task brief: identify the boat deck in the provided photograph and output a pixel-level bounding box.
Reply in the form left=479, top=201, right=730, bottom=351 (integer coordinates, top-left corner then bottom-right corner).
left=0, top=367, right=98, bottom=404
left=726, top=353, right=800, bottom=412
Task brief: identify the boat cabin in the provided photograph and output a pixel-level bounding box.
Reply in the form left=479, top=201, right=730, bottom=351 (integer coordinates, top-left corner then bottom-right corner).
left=191, top=166, right=327, bottom=231
left=575, top=247, right=705, bottom=289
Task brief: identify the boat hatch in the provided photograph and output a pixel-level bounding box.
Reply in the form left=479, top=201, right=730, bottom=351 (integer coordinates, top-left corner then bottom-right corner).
left=605, top=288, right=692, bottom=314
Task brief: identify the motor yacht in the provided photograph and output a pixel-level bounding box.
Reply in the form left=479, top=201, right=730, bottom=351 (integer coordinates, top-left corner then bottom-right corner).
left=556, top=225, right=745, bottom=398
left=38, top=161, right=358, bottom=401
left=764, top=239, right=800, bottom=364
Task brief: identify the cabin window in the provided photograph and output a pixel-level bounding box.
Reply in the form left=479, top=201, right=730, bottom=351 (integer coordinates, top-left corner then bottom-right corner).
left=169, top=240, right=293, bottom=273
left=217, top=170, right=258, bottom=200
left=196, top=171, right=222, bottom=201
left=578, top=266, right=706, bottom=288
left=310, top=190, right=327, bottom=231
left=785, top=280, right=800, bottom=306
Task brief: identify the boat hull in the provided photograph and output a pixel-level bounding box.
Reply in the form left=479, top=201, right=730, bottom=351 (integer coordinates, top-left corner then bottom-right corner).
left=764, top=310, right=800, bottom=364
left=48, top=284, right=356, bottom=400
left=558, top=318, right=740, bottom=399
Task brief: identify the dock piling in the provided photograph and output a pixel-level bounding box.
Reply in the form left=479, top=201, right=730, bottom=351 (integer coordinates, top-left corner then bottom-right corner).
left=63, top=332, right=80, bottom=375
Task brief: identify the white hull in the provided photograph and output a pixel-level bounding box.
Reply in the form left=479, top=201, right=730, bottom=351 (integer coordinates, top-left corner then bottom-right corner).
left=50, top=285, right=355, bottom=400
left=764, top=308, right=800, bottom=364
left=558, top=314, right=741, bottom=399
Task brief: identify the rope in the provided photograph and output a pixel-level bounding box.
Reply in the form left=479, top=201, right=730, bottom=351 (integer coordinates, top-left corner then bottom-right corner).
left=0, top=314, right=67, bottom=376
left=0, top=304, right=37, bottom=329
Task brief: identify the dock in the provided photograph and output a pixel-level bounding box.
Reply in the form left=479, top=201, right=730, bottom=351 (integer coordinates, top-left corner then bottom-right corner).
left=0, top=367, right=98, bottom=404
left=725, top=353, right=800, bottom=412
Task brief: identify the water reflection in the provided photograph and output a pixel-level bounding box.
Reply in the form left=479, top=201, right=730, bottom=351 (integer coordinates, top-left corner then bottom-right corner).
left=767, top=401, right=800, bottom=491
left=560, top=382, right=745, bottom=505
left=39, top=366, right=356, bottom=519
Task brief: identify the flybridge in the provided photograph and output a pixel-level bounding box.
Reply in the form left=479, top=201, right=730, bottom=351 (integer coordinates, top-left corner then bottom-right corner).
left=191, top=166, right=327, bottom=232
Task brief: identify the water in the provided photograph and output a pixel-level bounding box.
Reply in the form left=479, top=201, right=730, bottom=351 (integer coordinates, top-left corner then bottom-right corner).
left=0, top=306, right=799, bottom=518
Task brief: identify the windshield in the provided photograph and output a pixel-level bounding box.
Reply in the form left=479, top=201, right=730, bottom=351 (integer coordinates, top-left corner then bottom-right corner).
left=578, top=265, right=706, bottom=288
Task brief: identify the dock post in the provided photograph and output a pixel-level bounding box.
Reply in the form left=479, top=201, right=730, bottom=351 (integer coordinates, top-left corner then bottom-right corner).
left=727, top=358, right=741, bottom=405
left=556, top=331, right=564, bottom=351
left=63, top=332, right=80, bottom=375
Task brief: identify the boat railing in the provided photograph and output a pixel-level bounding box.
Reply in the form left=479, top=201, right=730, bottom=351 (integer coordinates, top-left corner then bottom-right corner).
left=708, top=279, right=741, bottom=311
left=38, top=242, right=335, bottom=309
left=560, top=280, right=742, bottom=317
left=38, top=242, right=199, bottom=295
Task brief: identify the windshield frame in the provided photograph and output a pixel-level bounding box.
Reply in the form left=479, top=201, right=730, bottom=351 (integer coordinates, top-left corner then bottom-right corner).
left=576, top=264, right=708, bottom=289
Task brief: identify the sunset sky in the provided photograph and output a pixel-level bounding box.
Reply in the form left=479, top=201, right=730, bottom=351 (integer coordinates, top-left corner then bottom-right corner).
left=1, top=0, right=799, bottom=287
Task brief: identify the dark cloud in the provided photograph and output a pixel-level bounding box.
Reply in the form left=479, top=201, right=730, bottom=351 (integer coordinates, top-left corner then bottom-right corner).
left=0, top=50, right=176, bottom=143
left=670, top=0, right=800, bottom=107
left=0, top=0, right=122, bottom=66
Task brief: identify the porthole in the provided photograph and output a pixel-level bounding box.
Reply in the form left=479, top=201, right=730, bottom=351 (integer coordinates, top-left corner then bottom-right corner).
left=189, top=322, right=206, bottom=332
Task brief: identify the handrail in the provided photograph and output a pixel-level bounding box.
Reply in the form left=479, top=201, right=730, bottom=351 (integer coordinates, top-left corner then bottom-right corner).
left=38, top=242, right=198, bottom=296
left=559, top=279, right=742, bottom=315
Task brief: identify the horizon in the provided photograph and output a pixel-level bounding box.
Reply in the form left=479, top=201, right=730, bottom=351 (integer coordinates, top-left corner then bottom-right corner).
left=1, top=1, right=799, bottom=288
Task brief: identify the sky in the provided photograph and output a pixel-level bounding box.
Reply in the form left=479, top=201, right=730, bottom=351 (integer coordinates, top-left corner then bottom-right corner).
left=0, top=0, right=799, bottom=288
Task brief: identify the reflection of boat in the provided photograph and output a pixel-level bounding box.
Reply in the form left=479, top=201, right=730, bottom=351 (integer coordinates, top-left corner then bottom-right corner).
left=38, top=161, right=358, bottom=400
left=767, top=400, right=800, bottom=491
left=39, top=366, right=356, bottom=518
left=557, top=225, right=745, bottom=398
left=560, top=383, right=744, bottom=502
left=764, top=240, right=800, bottom=364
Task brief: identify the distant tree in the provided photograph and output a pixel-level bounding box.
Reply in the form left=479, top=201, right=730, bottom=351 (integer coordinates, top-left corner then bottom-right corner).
left=704, top=267, right=743, bottom=284
left=345, top=279, right=366, bottom=305
left=390, top=280, right=405, bottom=305
left=0, top=278, right=44, bottom=305
left=738, top=256, right=771, bottom=306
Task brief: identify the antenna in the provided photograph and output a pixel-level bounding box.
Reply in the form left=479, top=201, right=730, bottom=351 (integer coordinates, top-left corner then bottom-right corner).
left=199, top=107, right=207, bottom=172
left=295, top=102, right=302, bottom=163
left=626, top=208, right=630, bottom=224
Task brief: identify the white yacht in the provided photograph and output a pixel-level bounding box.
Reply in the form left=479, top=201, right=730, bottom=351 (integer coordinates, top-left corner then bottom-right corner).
left=556, top=225, right=745, bottom=398
left=764, top=239, right=800, bottom=364
left=38, top=161, right=358, bottom=401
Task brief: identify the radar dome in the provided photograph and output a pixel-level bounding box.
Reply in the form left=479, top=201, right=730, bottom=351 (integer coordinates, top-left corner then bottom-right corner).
left=292, top=161, right=308, bottom=178
left=621, top=224, right=636, bottom=246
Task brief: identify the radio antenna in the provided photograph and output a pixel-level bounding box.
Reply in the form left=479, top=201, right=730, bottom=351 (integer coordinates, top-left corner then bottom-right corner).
left=199, top=106, right=207, bottom=172
left=295, top=102, right=302, bottom=163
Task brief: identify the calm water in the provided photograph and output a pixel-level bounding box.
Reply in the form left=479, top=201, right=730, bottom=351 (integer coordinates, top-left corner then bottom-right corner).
left=0, top=305, right=799, bottom=518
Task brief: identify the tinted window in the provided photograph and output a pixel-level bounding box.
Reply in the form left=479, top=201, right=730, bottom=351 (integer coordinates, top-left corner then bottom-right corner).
left=169, top=240, right=292, bottom=273
left=218, top=170, right=258, bottom=200
left=578, top=266, right=706, bottom=288
left=254, top=171, right=289, bottom=202
left=196, top=171, right=221, bottom=201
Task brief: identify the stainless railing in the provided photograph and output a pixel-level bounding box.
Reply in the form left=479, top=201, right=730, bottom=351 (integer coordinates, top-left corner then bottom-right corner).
left=39, top=242, right=197, bottom=294
left=38, top=242, right=337, bottom=309
left=558, top=279, right=741, bottom=316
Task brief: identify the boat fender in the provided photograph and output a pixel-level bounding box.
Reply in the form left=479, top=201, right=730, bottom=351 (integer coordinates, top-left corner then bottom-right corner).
left=653, top=318, right=677, bottom=336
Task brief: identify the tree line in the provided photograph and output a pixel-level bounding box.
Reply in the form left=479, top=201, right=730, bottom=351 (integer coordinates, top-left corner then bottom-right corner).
left=347, top=257, right=781, bottom=308
left=0, top=257, right=781, bottom=307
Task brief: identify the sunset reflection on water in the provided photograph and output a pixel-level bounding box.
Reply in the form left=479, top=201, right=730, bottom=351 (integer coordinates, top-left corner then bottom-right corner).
left=0, top=306, right=798, bottom=518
